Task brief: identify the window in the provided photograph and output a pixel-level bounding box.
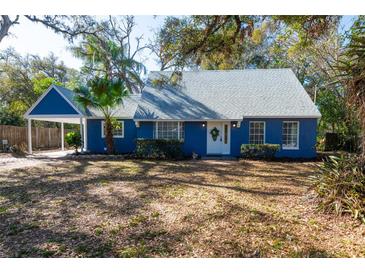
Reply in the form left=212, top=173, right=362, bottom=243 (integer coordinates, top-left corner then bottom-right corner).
left=101, top=120, right=124, bottom=138
left=223, top=124, right=228, bottom=144
left=282, top=121, right=299, bottom=149
left=249, top=121, right=265, bottom=144
left=154, top=121, right=184, bottom=140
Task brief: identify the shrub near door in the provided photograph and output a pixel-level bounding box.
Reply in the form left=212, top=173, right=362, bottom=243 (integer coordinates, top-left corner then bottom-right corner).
left=136, top=139, right=184, bottom=159
left=241, top=144, right=280, bottom=159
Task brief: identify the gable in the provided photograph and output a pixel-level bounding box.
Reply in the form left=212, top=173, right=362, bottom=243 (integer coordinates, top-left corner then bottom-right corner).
left=29, top=87, right=80, bottom=115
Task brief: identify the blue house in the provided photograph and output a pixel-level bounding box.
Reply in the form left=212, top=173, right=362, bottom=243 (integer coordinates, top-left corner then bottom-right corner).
left=25, top=69, right=321, bottom=158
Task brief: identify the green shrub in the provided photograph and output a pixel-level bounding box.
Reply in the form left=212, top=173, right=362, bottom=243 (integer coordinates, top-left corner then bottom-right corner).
left=240, top=144, right=280, bottom=159
left=136, top=138, right=183, bottom=159
left=311, top=154, right=365, bottom=223
left=65, top=131, right=82, bottom=154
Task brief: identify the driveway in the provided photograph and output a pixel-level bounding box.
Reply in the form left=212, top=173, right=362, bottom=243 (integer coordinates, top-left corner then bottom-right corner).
left=0, top=158, right=364, bottom=257
left=0, top=150, right=72, bottom=171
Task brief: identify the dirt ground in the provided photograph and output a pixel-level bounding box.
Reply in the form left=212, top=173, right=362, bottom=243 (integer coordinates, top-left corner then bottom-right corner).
left=0, top=159, right=364, bottom=257
left=0, top=150, right=72, bottom=170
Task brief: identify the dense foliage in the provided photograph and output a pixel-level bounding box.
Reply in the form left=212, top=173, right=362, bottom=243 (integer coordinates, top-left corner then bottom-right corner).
left=312, top=155, right=365, bottom=223
left=65, top=131, right=82, bottom=154
left=240, top=144, right=280, bottom=159
left=136, top=139, right=184, bottom=159
left=0, top=49, right=82, bottom=126
left=151, top=16, right=338, bottom=71
left=337, top=16, right=365, bottom=159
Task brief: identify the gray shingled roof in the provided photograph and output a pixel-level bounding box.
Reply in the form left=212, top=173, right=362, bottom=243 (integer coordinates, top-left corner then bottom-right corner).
left=54, top=69, right=321, bottom=120
left=54, top=84, right=141, bottom=118
left=134, top=69, right=321, bottom=120
left=85, top=95, right=141, bottom=118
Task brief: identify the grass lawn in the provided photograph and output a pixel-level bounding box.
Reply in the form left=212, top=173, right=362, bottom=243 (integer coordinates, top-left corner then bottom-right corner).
left=0, top=159, right=364, bottom=257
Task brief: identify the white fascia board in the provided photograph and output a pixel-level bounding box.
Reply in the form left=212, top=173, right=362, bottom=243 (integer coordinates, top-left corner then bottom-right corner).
left=86, top=116, right=133, bottom=120
left=24, top=114, right=83, bottom=118
left=242, top=115, right=321, bottom=119
left=133, top=119, right=242, bottom=122
left=133, top=116, right=321, bottom=122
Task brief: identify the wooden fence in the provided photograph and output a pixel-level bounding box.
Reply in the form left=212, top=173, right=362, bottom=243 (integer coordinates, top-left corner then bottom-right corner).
left=0, top=124, right=70, bottom=150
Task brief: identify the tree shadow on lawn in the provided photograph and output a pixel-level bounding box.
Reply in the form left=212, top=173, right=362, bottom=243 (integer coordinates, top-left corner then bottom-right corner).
left=0, top=159, right=195, bottom=257
left=141, top=160, right=314, bottom=197
left=0, top=206, right=194, bottom=257
left=0, top=158, right=332, bottom=257
left=154, top=193, right=335, bottom=257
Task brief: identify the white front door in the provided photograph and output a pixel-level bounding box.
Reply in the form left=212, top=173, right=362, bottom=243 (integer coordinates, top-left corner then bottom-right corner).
left=207, top=122, right=231, bottom=155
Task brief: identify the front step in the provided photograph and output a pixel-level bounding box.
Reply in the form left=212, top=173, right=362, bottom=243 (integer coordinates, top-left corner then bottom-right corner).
left=201, top=155, right=237, bottom=160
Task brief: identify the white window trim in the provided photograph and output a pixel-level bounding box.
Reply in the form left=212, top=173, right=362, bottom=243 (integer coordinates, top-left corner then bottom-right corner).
left=155, top=121, right=184, bottom=141
left=282, top=121, right=300, bottom=150
left=101, top=120, right=124, bottom=138
left=249, top=121, right=266, bottom=144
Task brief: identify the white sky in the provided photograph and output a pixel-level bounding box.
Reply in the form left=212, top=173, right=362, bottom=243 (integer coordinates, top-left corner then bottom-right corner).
left=0, top=16, right=166, bottom=71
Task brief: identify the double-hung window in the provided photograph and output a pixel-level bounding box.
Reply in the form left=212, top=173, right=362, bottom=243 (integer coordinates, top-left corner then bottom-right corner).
left=282, top=121, right=299, bottom=149
left=249, top=121, right=265, bottom=144
left=101, top=120, right=124, bottom=138
left=154, top=121, right=184, bottom=141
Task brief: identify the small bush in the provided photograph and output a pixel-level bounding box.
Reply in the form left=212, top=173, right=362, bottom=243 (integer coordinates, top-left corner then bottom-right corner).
left=240, top=144, right=280, bottom=159
left=311, top=154, right=365, bottom=223
left=136, top=138, right=183, bottom=159
left=65, top=131, right=82, bottom=154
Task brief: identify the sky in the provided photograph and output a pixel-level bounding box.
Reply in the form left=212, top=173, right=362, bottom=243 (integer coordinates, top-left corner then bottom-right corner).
left=0, top=16, right=166, bottom=71
left=0, top=16, right=356, bottom=73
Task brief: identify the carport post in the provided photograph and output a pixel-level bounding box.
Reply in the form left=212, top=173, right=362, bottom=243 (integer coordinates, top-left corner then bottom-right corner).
left=83, top=118, right=88, bottom=151
left=80, top=117, right=84, bottom=152
left=27, top=118, right=32, bottom=154
left=61, top=122, right=64, bottom=151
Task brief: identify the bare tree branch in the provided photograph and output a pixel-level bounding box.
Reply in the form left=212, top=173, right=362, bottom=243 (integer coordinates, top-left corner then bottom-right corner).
left=24, top=15, right=100, bottom=42
left=0, top=15, right=19, bottom=43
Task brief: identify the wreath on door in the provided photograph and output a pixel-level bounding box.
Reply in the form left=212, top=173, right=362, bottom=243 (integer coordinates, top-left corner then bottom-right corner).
left=210, top=127, right=220, bottom=141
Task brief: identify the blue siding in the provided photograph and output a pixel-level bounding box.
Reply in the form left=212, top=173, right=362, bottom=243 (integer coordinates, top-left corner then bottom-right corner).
left=183, top=122, right=207, bottom=156
left=137, top=122, right=154, bottom=138
left=231, top=118, right=318, bottom=158
left=87, top=119, right=137, bottom=153
left=135, top=121, right=207, bottom=157
left=86, top=118, right=318, bottom=158
left=30, top=88, right=79, bottom=115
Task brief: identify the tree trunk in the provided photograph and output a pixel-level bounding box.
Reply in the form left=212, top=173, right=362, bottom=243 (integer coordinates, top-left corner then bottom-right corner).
left=105, top=119, right=114, bottom=154
left=360, top=117, right=365, bottom=165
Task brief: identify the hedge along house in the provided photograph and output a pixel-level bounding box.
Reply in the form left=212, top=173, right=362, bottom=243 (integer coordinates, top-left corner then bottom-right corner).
left=25, top=69, right=321, bottom=158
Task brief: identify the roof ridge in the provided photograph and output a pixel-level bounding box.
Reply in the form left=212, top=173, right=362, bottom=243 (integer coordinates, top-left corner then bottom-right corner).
left=149, top=68, right=293, bottom=73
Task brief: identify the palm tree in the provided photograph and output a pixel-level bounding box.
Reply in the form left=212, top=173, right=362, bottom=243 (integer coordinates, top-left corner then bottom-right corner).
left=75, top=77, right=129, bottom=154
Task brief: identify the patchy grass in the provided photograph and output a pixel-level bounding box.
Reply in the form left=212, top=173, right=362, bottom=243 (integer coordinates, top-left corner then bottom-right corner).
left=0, top=206, right=7, bottom=214
left=118, top=244, right=147, bottom=258
left=0, top=159, right=364, bottom=258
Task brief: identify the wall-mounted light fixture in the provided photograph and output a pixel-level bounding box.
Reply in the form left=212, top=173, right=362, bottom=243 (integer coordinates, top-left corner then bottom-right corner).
left=231, top=121, right=237, bottom=128
left=135, top=121, right=140, bottom=128
left=202, top=122, right=206, bottom=127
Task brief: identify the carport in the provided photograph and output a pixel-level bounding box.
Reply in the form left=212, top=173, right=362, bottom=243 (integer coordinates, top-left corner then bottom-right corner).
left=24, top=84, right=87, bottom=154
